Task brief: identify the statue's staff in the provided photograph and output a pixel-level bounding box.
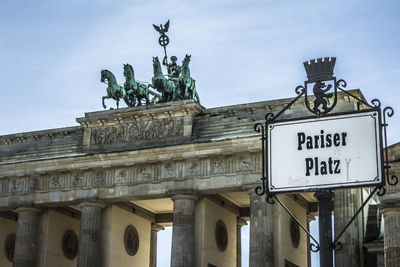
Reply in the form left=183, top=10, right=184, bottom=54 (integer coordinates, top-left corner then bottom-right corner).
left=153, top=20, right=170, bottom=64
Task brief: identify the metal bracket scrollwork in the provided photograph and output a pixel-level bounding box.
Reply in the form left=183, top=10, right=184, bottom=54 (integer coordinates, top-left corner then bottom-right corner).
left=333, top=241, right=343, bottom=251
left=254, top=122, right=266, bottom=196
left=377, top=186, right=386, bottom=197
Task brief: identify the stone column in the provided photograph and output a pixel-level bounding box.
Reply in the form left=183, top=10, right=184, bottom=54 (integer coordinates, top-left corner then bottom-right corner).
left=150, top=224, right=164, bottom=267
left=248, top=190, right=274, bottom=267
left=237, top=218, right=247, bottom=267
left=77, top=202, right=105, bottom=267
left=334, top=188, right=361, bottom=267
left=13, top=207, right=41, bottom=267
left=380, top=205, right=400, bottom=267
left=170, top=194, right=197, bottom=267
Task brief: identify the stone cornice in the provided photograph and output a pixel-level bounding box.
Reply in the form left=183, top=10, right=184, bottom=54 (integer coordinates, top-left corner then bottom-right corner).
left=0, top=126, right=82, bottom=146
left=0, top=136, right=261, bottom=178
left=76, top=100, right=205, bottom=127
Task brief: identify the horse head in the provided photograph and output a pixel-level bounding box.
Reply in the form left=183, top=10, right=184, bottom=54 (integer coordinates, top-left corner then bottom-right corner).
left=182, top=54, right=191, bottom=67
left=100, top=69, right=117, bottom=85
left=123, top=64, right=134, bottom=79
left=100, top=69, right=107, bottom=83
left=152, top=56, right=163, bottom=77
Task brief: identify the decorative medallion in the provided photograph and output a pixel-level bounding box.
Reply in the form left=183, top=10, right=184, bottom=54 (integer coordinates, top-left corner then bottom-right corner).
left=290, top=218, right=300, bottom=248
left=124, top=225, right=139, bottom=256
left=62, top=230, right=79, bottom=260
left=215, top=220, right=228, bottom=252
left=5, top=234, right=15, bottom=262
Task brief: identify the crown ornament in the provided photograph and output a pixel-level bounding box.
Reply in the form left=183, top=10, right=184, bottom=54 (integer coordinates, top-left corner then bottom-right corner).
left=303, top=57, right=336, bottom=82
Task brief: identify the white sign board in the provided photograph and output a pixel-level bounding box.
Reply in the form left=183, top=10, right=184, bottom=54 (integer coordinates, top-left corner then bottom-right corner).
left=268, top=110, right=382, bottom=193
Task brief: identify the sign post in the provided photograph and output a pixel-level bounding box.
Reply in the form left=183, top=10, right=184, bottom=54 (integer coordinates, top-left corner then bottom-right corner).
left=315, top=190, right=333, bottom=267
left=254, top=57, right=396, bottom=266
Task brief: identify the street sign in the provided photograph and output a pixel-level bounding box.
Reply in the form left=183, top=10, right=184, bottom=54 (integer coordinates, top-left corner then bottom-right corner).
left=267, top=110, right=383, bottom=193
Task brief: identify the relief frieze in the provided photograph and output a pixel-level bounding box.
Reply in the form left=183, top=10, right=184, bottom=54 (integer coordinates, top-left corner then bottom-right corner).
left=90, top=118, right=183, bottom=145
left=71, top=173, right=85, bottom=187
left=28, top=178, right=40, bottom=191
left=161, top=163, right=177, bottom=179
left=8, top=179, right=23, bottom=194
left=211, top=158, right=226, bottom=175
left=93, top=171, right=106, bottom=187
left=185, top=161, right=200, bottom=177
left=115, top=169, right=129, bottom=184
left=0, top=153, right=262, bottom=197
left=238, top=157, right=252, bottom=172
left=137, top=166, right=153, bottom=183
left=49, top=176, right=61, bottom=189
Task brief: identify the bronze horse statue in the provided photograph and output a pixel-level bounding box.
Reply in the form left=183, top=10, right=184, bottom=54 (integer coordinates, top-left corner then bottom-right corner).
left=179, top=54, right=199, bottom=103
left=101, top=69, right=126, bottom=109
left=123, top=64, right=160, bottom=106
left=149, top=56, right=178, bottom=102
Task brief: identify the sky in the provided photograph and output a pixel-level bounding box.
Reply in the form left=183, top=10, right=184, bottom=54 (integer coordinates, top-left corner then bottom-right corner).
left=1, top=0, right=399, bottom=266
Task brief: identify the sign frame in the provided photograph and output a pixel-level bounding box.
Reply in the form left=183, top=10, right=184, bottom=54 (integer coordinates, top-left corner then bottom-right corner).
left=266, top=108, right=384, bottom=193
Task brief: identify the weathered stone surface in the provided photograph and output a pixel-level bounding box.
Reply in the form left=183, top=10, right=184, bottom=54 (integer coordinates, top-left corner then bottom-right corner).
left=248, top=190, right=274, bottom=267
left=170, top=194, right=197, bottom=267
left=0, top=126, right=83, bottom=164
left=77, top=202, right=105, bottom=267
left=13, top=207, right=41, bottom=267
left=380, top=206, right=400, bottom=267
left=334, top=188, right=361, bottom=267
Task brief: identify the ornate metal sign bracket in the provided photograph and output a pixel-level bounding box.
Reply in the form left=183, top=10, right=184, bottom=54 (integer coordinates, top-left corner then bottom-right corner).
left=254, top=57, right=397, bottom=263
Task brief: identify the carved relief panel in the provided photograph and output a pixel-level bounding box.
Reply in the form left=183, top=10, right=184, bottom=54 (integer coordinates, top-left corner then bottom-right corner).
left=210, top=158, right=226, bottom=175
left=90, top=118, right=184, bottom=146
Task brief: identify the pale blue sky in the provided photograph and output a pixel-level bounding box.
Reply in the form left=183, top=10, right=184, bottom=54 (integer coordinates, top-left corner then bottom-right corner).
left=1, top=1, right=399, bottom=266
left=1, top=0, right=399, bottom=142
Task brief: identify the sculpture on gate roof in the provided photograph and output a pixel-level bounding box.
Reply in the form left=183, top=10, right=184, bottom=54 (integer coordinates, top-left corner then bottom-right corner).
left=100, top=19, right=199, bottom=109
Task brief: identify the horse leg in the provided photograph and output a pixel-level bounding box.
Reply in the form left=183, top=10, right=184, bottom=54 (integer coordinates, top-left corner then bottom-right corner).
left=102, top=96, right=110, bottom=109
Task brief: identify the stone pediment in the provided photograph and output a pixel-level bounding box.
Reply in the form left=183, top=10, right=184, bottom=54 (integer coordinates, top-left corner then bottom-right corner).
left=76, top=100, right=205, bottom=152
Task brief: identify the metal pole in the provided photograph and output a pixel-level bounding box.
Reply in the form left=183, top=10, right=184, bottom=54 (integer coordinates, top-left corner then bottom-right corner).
left=315, top=190, right=333, bottom=267
left=163, top=45, right=168, bottom=65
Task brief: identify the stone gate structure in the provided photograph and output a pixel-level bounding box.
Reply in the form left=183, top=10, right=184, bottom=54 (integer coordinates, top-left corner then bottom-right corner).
left=0, top=90, right=394, bottom=267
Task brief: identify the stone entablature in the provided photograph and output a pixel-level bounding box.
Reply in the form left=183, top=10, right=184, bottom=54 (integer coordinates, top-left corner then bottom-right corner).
left=0, top=137, right=261, bottom=207
left=76, top=100, right=204, bottom=152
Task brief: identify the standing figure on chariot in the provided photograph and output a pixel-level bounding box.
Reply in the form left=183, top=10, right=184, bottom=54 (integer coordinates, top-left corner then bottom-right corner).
left=163, top=56, right=182, bottom=98
left=163, top=55, right=181, bottom=78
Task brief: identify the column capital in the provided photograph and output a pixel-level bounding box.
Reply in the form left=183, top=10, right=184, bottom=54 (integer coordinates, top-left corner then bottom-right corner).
left=78, top=201, right=106, bottom=209
left=171, top=194, right=198, bottom=201
left=15, top=206, right=41, bottom=214
left=307, top=213, right=316, bottom=223
left=151, top=223, right=165, bottom=233
left=246, top=188, right=259, bottom=196
left=237, top=218, right=247, bottom=228
left=379, top=204, right=400, bottom=214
